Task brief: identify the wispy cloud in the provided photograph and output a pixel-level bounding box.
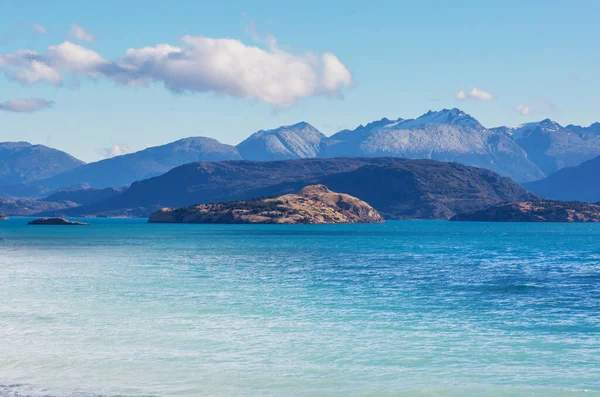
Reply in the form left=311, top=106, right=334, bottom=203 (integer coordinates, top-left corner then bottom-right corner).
left=537, top=98, right=558, bottom=114
left=242, top=13, right=277, bottom=50
left=0, top=36, right=352, bottom=108
left=242, top=12, right=261, bottom=42
left=456, top=87, right=494, bottom=101
left=68, top=23, right=96, bottom=43
left=32, top=24, right=48, bottom=35
left=515, top=104, right=533, bottom=116
left=99, top=143, right=131, bottom=158
left=0, top=98, right=53, bottom=113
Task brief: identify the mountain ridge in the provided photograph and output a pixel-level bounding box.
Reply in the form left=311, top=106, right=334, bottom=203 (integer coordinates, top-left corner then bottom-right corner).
left=34, top=136, right=242, bottom=190
left=4, top=109, right=600, bottom=194
left=0, top=141, right=85, bottom=186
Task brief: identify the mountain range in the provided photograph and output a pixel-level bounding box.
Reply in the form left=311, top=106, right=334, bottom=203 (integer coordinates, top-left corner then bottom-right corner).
left=320, top=109, right=544, bottom=182
left=497, top=119, right=600, bottom=176
left=2, top=108, right=600, bottom=198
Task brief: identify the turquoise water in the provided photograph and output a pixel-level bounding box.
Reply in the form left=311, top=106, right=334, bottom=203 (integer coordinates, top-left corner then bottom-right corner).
left=0, top=218, right=599, bottom=397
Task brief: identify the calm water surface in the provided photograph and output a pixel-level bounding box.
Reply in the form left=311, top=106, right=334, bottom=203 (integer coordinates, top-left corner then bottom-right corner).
left=0, top=218, right=599, bottom=396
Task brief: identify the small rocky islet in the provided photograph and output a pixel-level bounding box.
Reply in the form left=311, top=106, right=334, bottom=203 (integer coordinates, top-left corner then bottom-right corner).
left=0, top=214, right=8, bottom=221
left=149, top=185, right=384, bottom=224
left=450, top=200, right=600, bottom=222
left=27, top=217, right=89, bottom=226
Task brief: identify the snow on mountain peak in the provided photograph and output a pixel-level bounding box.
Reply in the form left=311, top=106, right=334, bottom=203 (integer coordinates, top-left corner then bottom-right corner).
left=509, top=119, right=563, bottom=140
left=398, top=108, right=483, bottom=129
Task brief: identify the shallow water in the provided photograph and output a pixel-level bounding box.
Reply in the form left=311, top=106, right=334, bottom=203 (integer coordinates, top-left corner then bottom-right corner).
left=1, top=218, right=599, bottom=396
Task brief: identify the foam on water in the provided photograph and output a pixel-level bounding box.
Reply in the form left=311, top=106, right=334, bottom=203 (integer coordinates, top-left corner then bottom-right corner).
left=0, top=218, right=599, bottom=396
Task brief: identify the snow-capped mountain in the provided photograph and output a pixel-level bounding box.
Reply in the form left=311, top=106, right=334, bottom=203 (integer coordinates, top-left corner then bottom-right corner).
left=320, top=109, right=544, bottom=182
left=397, top=108, right=484, bottom=129
left=502, top=119, right=600, bottom=176
left=4, top=110, right=600, bottom=195
left=236, top=122, right=326, bottom=161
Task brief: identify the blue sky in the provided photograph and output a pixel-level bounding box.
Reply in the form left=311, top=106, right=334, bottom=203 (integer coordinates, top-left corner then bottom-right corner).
left=0, top=0, right=598, bottom=162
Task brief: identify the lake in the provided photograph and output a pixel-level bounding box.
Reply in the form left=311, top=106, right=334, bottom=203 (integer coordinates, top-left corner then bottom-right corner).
left=1, top=218, right=599, bottom=396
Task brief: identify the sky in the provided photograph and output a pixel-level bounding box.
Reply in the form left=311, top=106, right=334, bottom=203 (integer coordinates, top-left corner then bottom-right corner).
left=0, top=0, right=598, bottom=162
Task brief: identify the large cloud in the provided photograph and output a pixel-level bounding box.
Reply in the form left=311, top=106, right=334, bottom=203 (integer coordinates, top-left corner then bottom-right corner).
left=0, top=98, right=53, bottom=113
left=0, top=36, right=352, bottom=108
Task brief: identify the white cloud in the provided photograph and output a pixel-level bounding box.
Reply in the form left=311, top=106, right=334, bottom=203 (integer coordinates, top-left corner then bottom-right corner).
left=0, top=42, right=107, bottom=85
left=33, top=24, right=48, bottom=35
left=0, top=98, right=53, bottom=113
left=456, top=87, right=494, bottom=101
left=68, top=23, right=96, bottom=43
left=515, top=104, right=533, bottom=116
left=100, top=144, right=131, bottom=158
left=0, top=36, right=352, bottom=107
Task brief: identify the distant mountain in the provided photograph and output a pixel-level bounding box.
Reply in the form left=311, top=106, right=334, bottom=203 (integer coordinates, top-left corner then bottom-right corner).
left=0, top=183, right=50, bottom=198
left=237, top=122, right=326, bottom=161
left=56, top=158, right=537, bottom=220
left=5, top=111, right=600, bottom=197
left=320, top=117, right=404, bottom=157
left=504, top=119, right=600, bottom=176
left=320, top=109, right=544, bottom=182
left=43, top=187, right=127, bottom=206
left=565, top=122, right=600, bottom=138
left=38, top=137, right=242, bottom=190
left=524, top=155, right=600, bottom=202
left=0, top=196, right=80, bottom=216
left=0, top=187, right=126, bottom=216
left=0, top=142, right=84, bottom=186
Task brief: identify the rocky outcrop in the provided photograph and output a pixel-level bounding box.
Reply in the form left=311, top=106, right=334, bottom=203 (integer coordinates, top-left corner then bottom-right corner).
left=0, top=214, right=8, bottom=220
left=27, top=217, right=89, bottom=225
left=149, top=185, right=384, bottom=224
left=450, top=201, right=600, bottom=222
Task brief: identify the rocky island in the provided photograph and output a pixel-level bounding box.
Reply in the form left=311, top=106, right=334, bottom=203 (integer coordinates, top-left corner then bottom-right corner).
left=450, top=201, right=600, bottom=222
left=149, top=185, right=384, bottom=224
left=27, top=217, right=89, bottom=226
left=0, top=214, right=8, bottom=220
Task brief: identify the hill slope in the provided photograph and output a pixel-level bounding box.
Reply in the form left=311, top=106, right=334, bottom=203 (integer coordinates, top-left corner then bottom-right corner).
left=38, top=137, right=242, bottom=190
left=59, top=157, right=537, bottom=219
left=524, top=155, right=600, bottom=202
left=0, top=142, right=84, bottom=186
left=451, top=201, right=600, bottom=222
